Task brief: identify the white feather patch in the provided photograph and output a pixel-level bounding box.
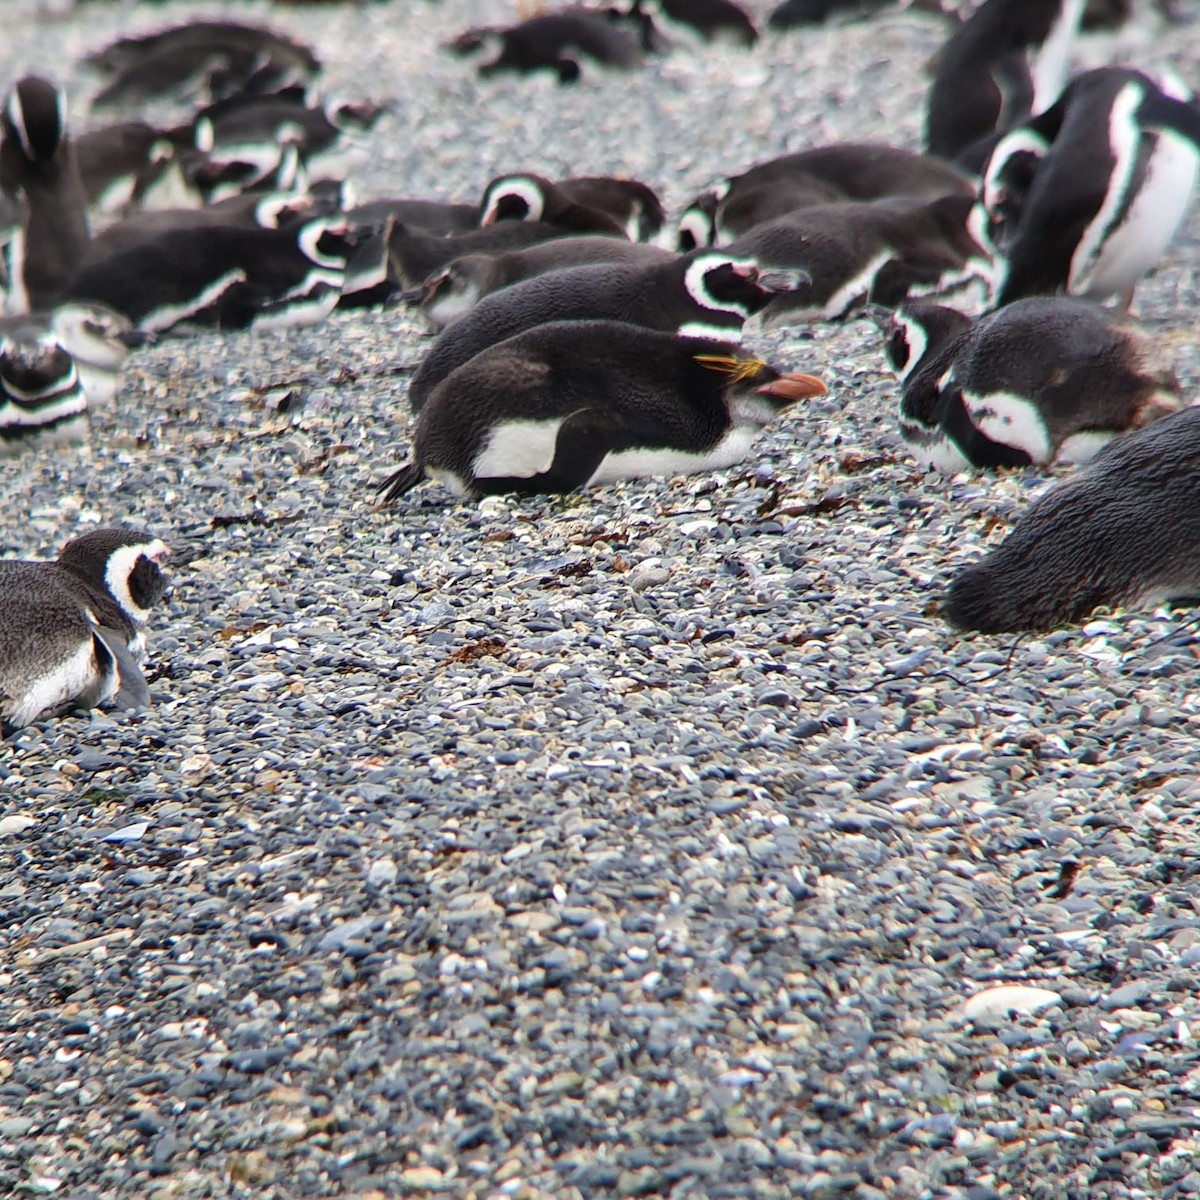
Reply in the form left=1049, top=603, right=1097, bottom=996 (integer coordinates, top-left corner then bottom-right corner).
left=141, top=268, right=247, bottom=334
left=588, top=425, right=762, bottom=486
left=104, top=540, right=167, bottom=628
left=823, top=250, right=892, bottom=320
left=472, top=418, right=566, bottom=479
left=5, top=637, right=105, bottom=728
left=1055, top=430, right=1116, bottom=464
left=961, top=389, right=1052, bottom=463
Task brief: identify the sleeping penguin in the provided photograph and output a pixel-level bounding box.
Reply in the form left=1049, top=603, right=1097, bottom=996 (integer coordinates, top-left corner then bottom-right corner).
left=885, top=297, right=1182, bottom=472
left=0, top=528, right=169, bottom=732
left=405, top=251, right=809, bottom=412
left=944, top=407, right=1200, bottom=633
left=376, top=321, right=826, bottom=502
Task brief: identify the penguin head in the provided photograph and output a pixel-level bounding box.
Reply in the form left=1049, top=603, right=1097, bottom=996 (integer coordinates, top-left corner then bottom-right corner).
left=978, top=128, right=1049, bottom=255
left=479, top=174, right=549, bottom=226
left=0, top=336, right=76, bottom=400
left=683, top=253, right=810, bottom=321
left=326, top=98, right=388, bottom=133
left=255, top=191, right=314, bottom=230
left=408, top=256, right=491, bottom=328
left=676, top=191, right=720, bottom=251
left=3, top=75, right=67, bottom=169
left=692, top=351, right=827, bottom=424
left=57, top=529, right=171, bottom=626
left=51, top=302, right=150, bottom=369
left=884, top=302, right=972, bottom=382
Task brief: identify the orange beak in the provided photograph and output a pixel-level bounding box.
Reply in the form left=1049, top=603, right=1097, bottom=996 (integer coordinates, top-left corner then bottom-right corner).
left=756, top=373, right=827, bottom=402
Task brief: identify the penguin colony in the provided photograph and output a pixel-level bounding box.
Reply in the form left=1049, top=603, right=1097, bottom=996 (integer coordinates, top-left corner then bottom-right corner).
left=1, top=0, right=1199, bottom=732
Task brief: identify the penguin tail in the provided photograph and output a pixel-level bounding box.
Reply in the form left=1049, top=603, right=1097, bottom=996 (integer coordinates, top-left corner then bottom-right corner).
left=376, top=461, right=425, bottom=507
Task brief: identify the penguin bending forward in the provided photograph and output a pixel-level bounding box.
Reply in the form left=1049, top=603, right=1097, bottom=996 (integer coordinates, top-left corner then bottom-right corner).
left=377, top=321, right=826, bottom=502
left=0, top=528, right=169, bottom=731
left=944, top=408, right=1200, bottom=633
left=887, top=297, right=1182, bottom=472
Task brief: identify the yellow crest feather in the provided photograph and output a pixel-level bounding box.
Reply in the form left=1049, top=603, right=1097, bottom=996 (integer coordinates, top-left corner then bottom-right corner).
left=693, top=353, right=767, bottom=385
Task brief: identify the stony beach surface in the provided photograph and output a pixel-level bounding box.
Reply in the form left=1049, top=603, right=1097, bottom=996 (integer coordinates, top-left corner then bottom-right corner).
left=3, top=1, right=1200, bottom=1196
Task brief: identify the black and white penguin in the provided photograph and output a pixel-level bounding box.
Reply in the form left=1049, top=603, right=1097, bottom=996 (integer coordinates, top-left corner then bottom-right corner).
left=767, top=0, right=893, bottom=27
left=377, top=321, right=825, bottom=501
left=726, top=194, right=991, bottom=324
left=676, top=142, right=975, bottom=250
left=0, top=527, right=169, bottom=731
left=60, top=218, right=358, bottom=334
left=446, top=11, right=644, bottom=84
left=982, top=67, right=1200, bottom=310
left=0, top=302, right=148, bottom=407
left=628, top=0, right=759, bottom=47
left=386, top=217, right=623, bottom=289
left=478, top=173, right=628, bottom=237
left=479, top=173, right=665, bottom=241
left=409, top=237, right=674, bottom=330
left=924, top=0, right=1084, bottom=172
left=886, top=297, right=1182, bottom=472
left=0, top=76, right=90, bottom=314
left=74, top=121, right=189, bottom=215
left=0, top=337, right=86, bottom=454
left=405, top=252, right=809, bottom=412
left=943, top=407, right=1200, bottom=633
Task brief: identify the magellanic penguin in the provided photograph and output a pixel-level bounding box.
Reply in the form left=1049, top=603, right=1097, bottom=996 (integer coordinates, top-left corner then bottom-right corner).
left=59, top=219, right=359, bottom=335
left=886, top=297, right=1183, bottom=473
left=943, top=407, right=1200, bottom=633
left=405, top=252, right=810, bottom=413
left=0, top=337, right=86, bottom=454
left=0, top=303, right=149, bottom=407
left=377, top=321, right=826, bottom=502
left=74, top=120, right=190, bottom=216
left=924, top=0, right=1085, bottom=172
left=981, top=67, right=1200, bottom=310
left=386, top=217, right=624, bottom=290
left=0, top=76, right=91, bottom=314
left=726, top=194, right=992, bottom=325
left=408, top=237, right=674, bottom=330
left=445, top=11, right=644, bottom=84
left=0, top=527, right=169, bottom=732
left=676, top=142, right=975, bottom=251
left=627, top=0, right=759, bottom=48
left=479, top=173, right=665, bottom=241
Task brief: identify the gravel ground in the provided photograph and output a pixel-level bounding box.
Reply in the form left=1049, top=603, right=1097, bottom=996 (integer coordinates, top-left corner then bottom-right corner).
left=4, top=2, right=1200, bottom=1197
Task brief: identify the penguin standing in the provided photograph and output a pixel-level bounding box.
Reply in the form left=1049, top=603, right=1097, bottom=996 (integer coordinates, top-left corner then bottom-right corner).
left=377, top=321, right=825, bottom=501
left=0, top=76, right=90, bottom=314
left=924, top=0, right=1085, bottom=171
left=983, top=67, right=1200, bottom=310
left=0, top=336, right=86, bottom=454
left=885, top=297, right=1182, bottom=472
left=0, top=528, right=169, bottom=731
left=405, top=252, right=809, bottom=412
left=408, top=237, right=674, bottom=330
left=944, top=407, right=1200, bottom=633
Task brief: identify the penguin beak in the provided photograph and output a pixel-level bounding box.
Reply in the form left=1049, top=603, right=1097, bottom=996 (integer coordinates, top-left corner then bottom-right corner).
left=755, top=267, right=811, bottom=294
left=755, top=373, right=827, bottom=402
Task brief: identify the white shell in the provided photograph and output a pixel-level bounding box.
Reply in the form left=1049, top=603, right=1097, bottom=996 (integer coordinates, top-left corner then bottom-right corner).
left=961, top=985, right=1062, bottom=1021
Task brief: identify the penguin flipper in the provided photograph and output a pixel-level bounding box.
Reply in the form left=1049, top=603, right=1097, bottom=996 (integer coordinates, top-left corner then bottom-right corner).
left=478, top=408, right=617, bottom=496
left=376, top=461, right=426, bottom=506
left=93, top=626, right=152, bottom=710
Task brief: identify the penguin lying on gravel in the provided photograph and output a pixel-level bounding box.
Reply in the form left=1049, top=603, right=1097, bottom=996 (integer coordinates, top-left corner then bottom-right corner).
left=405, top=252, right=809, bottom=412
left=479, top=173, right=666, bottom=242
left=377, top=321, right=826, bottom=502
left=677, top=142, right=974, bottom=251
left=446, top=10, right=645, bottom=84
left=885, top=297, right=1182, bottom=472
left=924, top=0, right=1084, bottom=172
left=0, top=528, right=169, bottom=732
left=60, top=219, right=360, bottom=335
left=1, top=75, right=91, bottom=314
left=628, top=0, right=759, bottom=47
left=944, top=407, right=1200, bottom=633
left=0, top=337, right=86, bottom=454
left=727, top=195, right=989, bottom=324
left=979, top=67, right=1200, bottom=310
left=408, top=237, right=674, bottom=329
left=0, top=303, right=148, bottom=407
